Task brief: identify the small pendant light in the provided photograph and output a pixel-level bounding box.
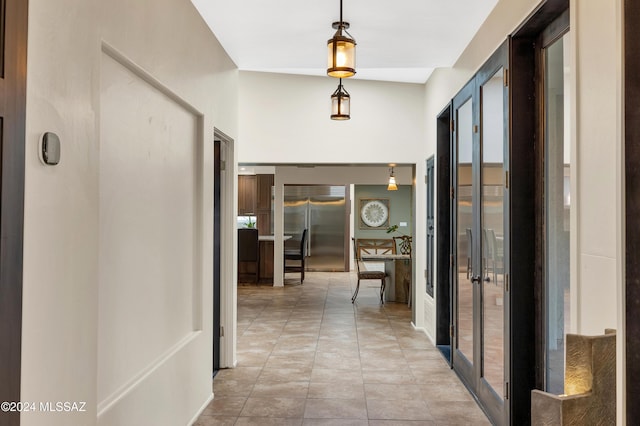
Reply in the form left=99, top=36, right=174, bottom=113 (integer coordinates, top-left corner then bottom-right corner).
left=331, top=79, right=350, bottom=120
left=327, top=0, right=356, bottom=78
left=387, top=167, right=398, bottom=191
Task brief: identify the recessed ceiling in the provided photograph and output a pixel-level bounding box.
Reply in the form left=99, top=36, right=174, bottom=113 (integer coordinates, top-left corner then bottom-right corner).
left=190, top=0, right=499, bottom=84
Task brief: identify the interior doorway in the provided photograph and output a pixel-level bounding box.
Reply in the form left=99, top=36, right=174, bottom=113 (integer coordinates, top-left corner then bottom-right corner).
left=213, top=140, right=222, bottom=374
left=214, top=128, right=235, bottom=369
left=435, top=105, right=452, bottom=363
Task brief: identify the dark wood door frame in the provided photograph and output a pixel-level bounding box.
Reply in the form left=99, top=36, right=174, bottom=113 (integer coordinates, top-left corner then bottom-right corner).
left=510, top=1, right=568, bottom=424
left=625, top=0, right=640, bottom=423
left=435, top=104, right=451, bottom=356
left=0, top=0, right=28, bottom=425
left=213, top=139, right=221, bottom=375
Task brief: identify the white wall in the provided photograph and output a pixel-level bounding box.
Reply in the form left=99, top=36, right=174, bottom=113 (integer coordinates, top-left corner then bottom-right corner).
left=22, top=0, right=238, bottom=424
left=238, top=71, right=426, bottom=164
left=571, top=0, right=624, bottom=422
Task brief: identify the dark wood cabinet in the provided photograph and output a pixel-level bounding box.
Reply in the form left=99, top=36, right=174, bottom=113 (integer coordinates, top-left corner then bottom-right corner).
left=238, top=174, right=273, bottom=235
left=238, top=175, right=257, bottom=215
left=256, top=174, right=273, bottom=210
left=259, top=240, right=274, bottom=282
left=256, top=174, right=274, bottom=235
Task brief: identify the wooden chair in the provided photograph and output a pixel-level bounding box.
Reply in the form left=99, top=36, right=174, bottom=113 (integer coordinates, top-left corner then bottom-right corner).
left=284, top=228, right=308, bottom=283
left=238, top=228, right=260, bottom=283
left=392, top=235, right=412, bottom=256
left=351, top=238, right=387, bottom=304
left=355, top=238, right=396, bottom=256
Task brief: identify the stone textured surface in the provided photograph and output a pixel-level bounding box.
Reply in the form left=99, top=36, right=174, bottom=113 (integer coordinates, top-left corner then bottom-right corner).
left=531, top=330, right=616, bottom=426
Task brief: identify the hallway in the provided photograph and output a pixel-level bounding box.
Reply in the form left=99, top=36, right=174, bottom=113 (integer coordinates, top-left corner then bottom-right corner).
left=195, top=272, right=491, bottom=425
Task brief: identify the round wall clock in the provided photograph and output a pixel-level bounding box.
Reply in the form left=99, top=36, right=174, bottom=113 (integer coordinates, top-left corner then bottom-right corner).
left=360, top=200, right=389, bottom=228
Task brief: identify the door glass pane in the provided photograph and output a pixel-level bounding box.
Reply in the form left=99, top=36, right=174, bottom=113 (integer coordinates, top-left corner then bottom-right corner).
left=456, top=98, right=474, bottom=363
left=481, top=68, right=505, bottom=395
left=545, top=33, right=571, bottom=395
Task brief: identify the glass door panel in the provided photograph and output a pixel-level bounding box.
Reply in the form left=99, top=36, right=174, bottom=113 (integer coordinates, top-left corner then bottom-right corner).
left=456, top=97, right=474, bottom=365
left=544, top=32, right=571, bottom=394
left=481, top=68, right=506, bottom=397
left=451, top=42, right=508, bottom=426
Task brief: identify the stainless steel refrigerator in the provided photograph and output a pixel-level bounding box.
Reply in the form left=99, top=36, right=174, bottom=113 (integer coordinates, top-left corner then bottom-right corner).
left=284, top=185, right=349, bottom=272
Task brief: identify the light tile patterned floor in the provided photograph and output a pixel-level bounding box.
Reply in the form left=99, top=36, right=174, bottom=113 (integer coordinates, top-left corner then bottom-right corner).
left=195, top=272, right=491, bottom=425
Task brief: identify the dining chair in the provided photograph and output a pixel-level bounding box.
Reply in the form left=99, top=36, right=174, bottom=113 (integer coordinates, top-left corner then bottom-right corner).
left=483, top=228, right=504, bottom=283
left=351, top=238, right=387, bottom=304
left=284, top=228, right=308, bottom=284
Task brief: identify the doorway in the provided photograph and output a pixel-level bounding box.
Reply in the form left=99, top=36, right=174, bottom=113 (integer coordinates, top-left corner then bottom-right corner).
left=451, top=42, right=509, bottom=426
left=436, top=105, right=452, bottom=362
left=213, top=140, right=222, bottom=374
left=214, top=128, right=235, bottom=369
left=0, top=0, right=28, bottom=424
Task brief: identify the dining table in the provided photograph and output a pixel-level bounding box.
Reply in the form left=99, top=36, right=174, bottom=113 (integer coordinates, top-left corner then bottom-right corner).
left=361, top=253, right=411, bottom=303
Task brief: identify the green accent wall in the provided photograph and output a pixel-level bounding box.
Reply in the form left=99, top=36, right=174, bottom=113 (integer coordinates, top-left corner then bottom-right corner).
left=354, top=185, right=413, bottom=240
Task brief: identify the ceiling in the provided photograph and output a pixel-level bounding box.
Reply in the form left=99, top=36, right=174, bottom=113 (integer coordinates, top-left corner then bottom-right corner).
left=190, top=0, right=499, bottom=84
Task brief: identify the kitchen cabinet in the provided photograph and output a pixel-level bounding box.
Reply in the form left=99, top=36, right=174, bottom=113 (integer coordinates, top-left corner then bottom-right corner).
left=256, top=174, right=274, bottom=235
left=256, top=174, right=273, bottom=210
left=238, top=174, right=273, bottom=234
left=238, top=175, right=256, bottom=215
left=259, top=240, right=274, bottom=282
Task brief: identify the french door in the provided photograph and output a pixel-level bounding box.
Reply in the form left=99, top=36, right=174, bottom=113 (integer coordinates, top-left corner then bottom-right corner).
left=451, top=42, right=509, bottom=426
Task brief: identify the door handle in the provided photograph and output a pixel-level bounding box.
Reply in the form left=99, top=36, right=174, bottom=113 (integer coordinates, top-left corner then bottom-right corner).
left=470, top=275, right=482, bottom=283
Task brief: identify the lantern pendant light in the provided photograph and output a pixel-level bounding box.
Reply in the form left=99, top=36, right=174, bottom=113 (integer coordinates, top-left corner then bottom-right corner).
left=387, top=167, right=398, bottom=191
left=331, top=78, right=350, bottom=120
left=327, top=0, right=356, bottom=78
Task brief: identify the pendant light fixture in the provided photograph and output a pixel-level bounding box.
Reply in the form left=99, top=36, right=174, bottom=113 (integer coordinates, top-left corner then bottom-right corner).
left=327, top=0, right=356, bottom=78
left=331, top=78, right=350, bottom=120
left=387, top=167, right=398, bottom=191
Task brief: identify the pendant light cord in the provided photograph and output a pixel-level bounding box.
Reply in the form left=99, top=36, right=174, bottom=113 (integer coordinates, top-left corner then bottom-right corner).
left=339, top=0, right=343, bottom=24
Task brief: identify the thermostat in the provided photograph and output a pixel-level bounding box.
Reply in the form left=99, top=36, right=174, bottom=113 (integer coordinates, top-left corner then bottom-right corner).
left=42, top=132, right=60, bottom=165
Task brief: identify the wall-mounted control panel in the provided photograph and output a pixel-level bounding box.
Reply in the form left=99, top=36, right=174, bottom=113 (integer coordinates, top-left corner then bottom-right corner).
left=41, top=132, right=61, bottom=165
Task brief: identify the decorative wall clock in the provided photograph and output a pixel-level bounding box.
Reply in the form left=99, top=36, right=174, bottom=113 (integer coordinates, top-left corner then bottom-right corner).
left=359, top=198, right=390, bottom=229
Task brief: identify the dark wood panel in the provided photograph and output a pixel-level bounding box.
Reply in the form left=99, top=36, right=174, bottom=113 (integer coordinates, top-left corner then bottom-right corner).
left=259, top=240, right=274, bottom=282
left=509, top=35, right=538, bottom=426
left=238, top=175, right=256, bottom=215
left=625, top=0, right=640, bottom=422
left=213, top=140, right=221, bottom=374
left=255, top=174, right=273, bottom=235
left=512, top=0, right=569, bottom=39
left=0, top=0, right=27, bottom=424
left=256, top=174, right=273, bottom=210
left=0, top=0, right=5, bottom=78
left=436, top=104, right=451, bottom=348
left=255, top=212, right=270, bottom=236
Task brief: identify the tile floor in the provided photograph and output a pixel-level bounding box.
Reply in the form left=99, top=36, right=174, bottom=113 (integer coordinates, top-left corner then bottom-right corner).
left=195, top=272, right=491, bottom=425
